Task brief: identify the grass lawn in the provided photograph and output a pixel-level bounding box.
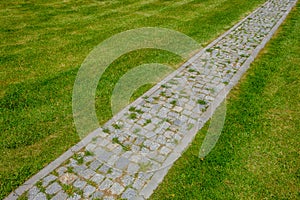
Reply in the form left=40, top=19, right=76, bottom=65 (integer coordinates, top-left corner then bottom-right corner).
left=1, top=0, right=289, bottom=198
left=151, top=4, right=300, bottom=200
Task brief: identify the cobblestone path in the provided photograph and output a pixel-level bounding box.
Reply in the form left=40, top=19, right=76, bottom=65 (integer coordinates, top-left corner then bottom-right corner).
left=6, top=0, right=297, bottom=199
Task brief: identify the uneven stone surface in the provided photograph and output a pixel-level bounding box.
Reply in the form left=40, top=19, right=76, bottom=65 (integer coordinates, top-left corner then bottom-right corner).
left=5, top=0, right=296, bottom=199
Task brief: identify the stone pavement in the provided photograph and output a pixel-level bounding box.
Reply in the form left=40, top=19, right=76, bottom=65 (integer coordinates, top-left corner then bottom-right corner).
left=6, top=0, right=297, bottom=199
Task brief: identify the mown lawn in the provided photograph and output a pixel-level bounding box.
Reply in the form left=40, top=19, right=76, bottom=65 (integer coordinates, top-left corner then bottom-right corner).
left=151, top=3, right=300, bottom=199
left=1, top=0, right=271, bottom=198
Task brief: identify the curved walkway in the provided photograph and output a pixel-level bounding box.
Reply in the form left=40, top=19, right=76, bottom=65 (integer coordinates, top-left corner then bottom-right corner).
left=6, top=0, right=297, bottom=199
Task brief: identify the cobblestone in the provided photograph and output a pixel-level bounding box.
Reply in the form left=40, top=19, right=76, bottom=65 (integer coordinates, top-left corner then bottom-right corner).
left=110, top=182, right=125, bottom=195
left=56, top=167, right=67, bottom=176
left=121, top=175, right=135, bottom=187
left=98, top=164, right=110, bottom=173
left=28, top=186, right=39, bottom=200
left=99, top=178, right=113, bottom=190
left=45, top=182, right=61, bottom=195
left=133, top=178, right=145, bottom=190
left=83, top=185, right=96, bottom=197
left=115, top=157, right=130, bottom=170
left=42, top=174, right=57, bottom=187
left=73, top=179, right=87, bottom=190
left=9, top=1, right=296, bottom=200
left=92, top=191, right=104, bottom=199
left=89, top=159, right=102, bottom=171
left=79, top=168, right=95, bottom=179
left=121, top=188, right=138, bottom=200
left=91, top=173, right=105, bottom=184
left=33, top=192, right=47, bottom=200
left=52, top=191, right=68, bottom=200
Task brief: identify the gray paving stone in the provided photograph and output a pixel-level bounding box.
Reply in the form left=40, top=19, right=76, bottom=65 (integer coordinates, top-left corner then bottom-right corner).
left=160, top=146, right=171, bottom=155
left=45, top=182, right=62, bottom=195
left=174, top=119, right=182, bottom=126
left=78, top=168, right=95, bottom=179
left=145, top=131, right=156, bottom=138
left=123, top=151, right=133, bottom=158
left=86, top=143, right=96, bottom=151
left=182, top=109, right=192, bottom=116
left=138, top=172, right=153, bottom=180
left=127, top=162, right=140, bottom=174
left=98, top=164, right=110, bottom=173
left=42, top=174, right=57, bottom=187
left=133, top=178, right=145, bottom=190
left=168, top=111, right=179, bottom=119
left=89, top=159, right=102, bottom=171
left=98, top=138, right=110, bottom=147
left=103, top=196, right=115, bottom=200
left=92, top=191, right=104, bottom=199
left=73, top=179, right=87, bottom=190
left=98, top=131, right=109, bottom=138
left=51, top=191, right=68, bottom=200
left=107, top=169, right=122, bottom=180
left=106, top=143, right=119, bottom=151
left=98, top=178, right=113, bottom=190
left=33, top=192, right=47, bottom=200
left=107, top=155, right=119, bottom=166
left=130, top=154, right=142, bottom=163
left=94, top=147, right=113, bottom=162
left=109, top=182, right=125, bottom=195
left=121, top=175, right=134, bottom=187
left=83, top=155, right=94, bottom=163
left=115, top=156, right=130, bottom=170
left=144, top=123, right=156, bottom=131
left=121, top=188, right=138, bottom=199
left=131, top=144, right=140, bottom=152
left=73, top=165, right=87, bottom=174
left=134, top=136, right=145, bottom=145
left=141, top=147, right=150, bottom=154
left=83, top=185, right=96, bottom=197
left=155, top=154, right=166, bottom=163
left=68, top=158, right=77, bottom=167
left=28, top=186, right=40, bottom=200
left=173, top=106, right=183, bottom=113
left=56, top=167, right=67, bottom=176
left=91, top=173, right=105, bottom=184
left=156, top=135, right=167, bottom=145
left=149, top=142, right=160, bottom=151
left=112, top=145, right=123, bottom=154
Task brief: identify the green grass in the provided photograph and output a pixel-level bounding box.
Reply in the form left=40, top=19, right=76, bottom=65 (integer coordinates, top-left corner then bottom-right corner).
left=0, top=0, right=267, bottom=198
left=151, top=4, right=300, bottom=199
left=197, top=99, right=207, bottom=105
